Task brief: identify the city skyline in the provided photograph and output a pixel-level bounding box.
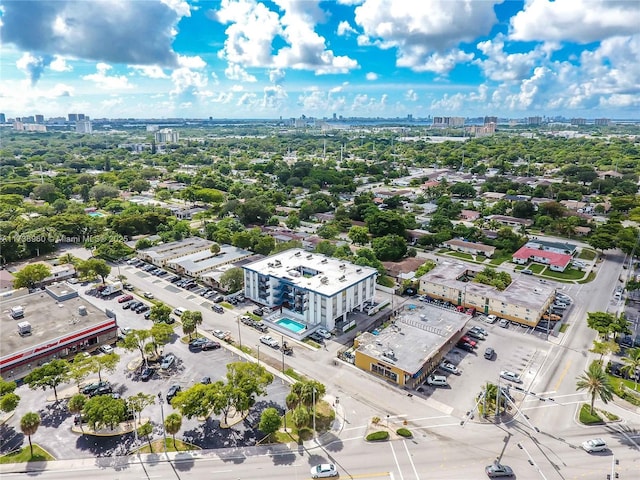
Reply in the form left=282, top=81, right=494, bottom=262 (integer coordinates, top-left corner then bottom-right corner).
left=1, top=0, right=639, bottom=120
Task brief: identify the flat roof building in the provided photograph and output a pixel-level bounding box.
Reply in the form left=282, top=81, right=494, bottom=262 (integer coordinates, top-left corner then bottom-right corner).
left=138, top=237, right=213, bottom=267
left=353, top=303, right=469, bottom=388
left=167, top=244, right=253, bottom=278
left=242, top=249, right=378, bottom=332
left=1, top=282, right=117, bottom=381
left=419, top=262, right=555, bottom=326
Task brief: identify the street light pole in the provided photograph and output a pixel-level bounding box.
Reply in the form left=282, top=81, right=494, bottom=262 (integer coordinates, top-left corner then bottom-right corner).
left=281, top=335, right=285, bottom=372
left=312, top=386, right=316, bottom=439
left=236, top=316, right=242, bottom=349
left=157, top=392, right=168, bottom=456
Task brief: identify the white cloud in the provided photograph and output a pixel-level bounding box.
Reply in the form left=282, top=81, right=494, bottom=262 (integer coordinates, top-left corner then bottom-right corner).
left=82, top=63, right=133, bottom=90
left=337, top=21, right=356, bottom=36
left=263, top=84, right=288, bottom=109
left=509, top=0, right=640, bottom=43
left=177, top=54, right=206, bottom=69
left=405, top=89, right=418, bottom=101
left=237, top=92, right=258, bottom=106
left=101, top=97, right=124, bottom=109
left=225, top=63, right=257, bottom=82
left=49, top=55, right=72, bottom=72
left=130, top=65, right=169, bottom=79
left=365, top=72, right=378, bottom=80
left=354, top=0, right=500, bottom=72
left=269, top=68, right=286, bottom=84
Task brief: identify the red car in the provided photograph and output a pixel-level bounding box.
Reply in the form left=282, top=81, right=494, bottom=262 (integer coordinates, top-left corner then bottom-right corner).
left=118, top=294, right=134, bottom=303
left=460, top=336, right=477, bottom=348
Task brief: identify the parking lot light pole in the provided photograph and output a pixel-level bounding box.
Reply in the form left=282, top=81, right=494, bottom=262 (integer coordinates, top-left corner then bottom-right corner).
left=157, top=392, right=168, bottom=456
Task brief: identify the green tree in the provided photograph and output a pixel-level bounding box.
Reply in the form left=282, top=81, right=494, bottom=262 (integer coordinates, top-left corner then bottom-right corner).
left=590, top=340, right=620, bottom=363
left=181, top=315, right=196, bottom=340
left=150, top=322, right=174, bottom=356
left=586, top=312, right=617, bottom=337
left=68, top=394, right=87, bottom=431
left=129, top=179, right=150, bottom=193
left=20, top=412, right=41, bottom=457
left=149, top=303, right=172, bottom=324
left=118, top=329, right=151, bottom=365
left=181, top=310, right=203, bottom=337
left=291, top=405, right=309, bottom=432
left=286, top=212, right=301, bottom=229
left=89, top=184, right=120, bottom=202
left=13, top=263, right=52, bottom=289
left=171, top=383, right=218, bottom=419
left=77, top=258, right=111, bottom=284
left=137, top=421, right=154, bottom=452
left=23, top=359, right=70, bottom=402
left=0, top=377, right=20, bottom=413
left=68, top=354, right=92, bottom=390
left=89, top=353, right=120, bottom=382
left=165, top=412, right=183, bottom=449
left=220, top=267, right=244, bottom=293
left=258, top=407, right=282, bottom=441
left=348, top=225, right=369, bottom=245
left=372, top=234, right=408, bottom=261
left=127, top=392, right=156, bottom=425
left=32, top=183, right=60, bottom=203
left=620, top=348, right=640, bottom=391
left=576, top=362, right=614, bottom=415
left=210, top=243, right=221, bottom=255
left=83, top=395, right=127, bottom=431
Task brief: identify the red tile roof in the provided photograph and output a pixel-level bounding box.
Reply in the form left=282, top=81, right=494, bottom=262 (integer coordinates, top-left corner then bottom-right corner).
left=512, top=247, right=572, bottom=267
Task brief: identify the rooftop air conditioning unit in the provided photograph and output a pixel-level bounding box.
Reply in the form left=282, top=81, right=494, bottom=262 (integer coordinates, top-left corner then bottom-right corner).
left=339, top=264, right=346, bottom=269
left=306, top=254, right=313, bottom=260
left=339, top=275, right=346, bottom=281
left=295, top=252, right=301, bottom=256
left=321, top=259, right=328, bottom=263
left=356, top=268, right=362, bottom=273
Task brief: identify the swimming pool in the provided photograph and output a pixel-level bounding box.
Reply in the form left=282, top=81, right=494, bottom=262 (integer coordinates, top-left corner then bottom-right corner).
left=276, top=318, right=306, bottom=334
left=88, top=212, right=105, bottom=217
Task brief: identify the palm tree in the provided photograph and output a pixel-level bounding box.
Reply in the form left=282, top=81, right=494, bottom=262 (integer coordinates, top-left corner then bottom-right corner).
left=620, top=347, right=640, bottom=391
left=20, top=412, right=41, bottom=456
left=576, top=362, right=614, bottom=415
left=164, top=413, right=182, bottom=450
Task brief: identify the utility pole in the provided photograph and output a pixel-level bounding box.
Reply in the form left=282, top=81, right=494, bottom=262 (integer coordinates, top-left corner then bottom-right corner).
left=157, top=392, right=168, bottom=456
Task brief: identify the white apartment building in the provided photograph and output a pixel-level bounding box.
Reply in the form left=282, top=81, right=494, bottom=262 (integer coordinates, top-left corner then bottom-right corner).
left=76, top=119, right=93, bottom=134
left=154, top=128, right=180, bottom=143
left=242, top=249, right=378, bottom=331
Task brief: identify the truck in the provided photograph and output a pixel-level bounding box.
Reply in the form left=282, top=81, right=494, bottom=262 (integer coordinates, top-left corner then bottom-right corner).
left=100, top=282, right=123, bottom=297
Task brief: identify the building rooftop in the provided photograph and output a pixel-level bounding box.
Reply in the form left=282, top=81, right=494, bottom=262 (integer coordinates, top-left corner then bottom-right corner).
left=0, top=283, right=109, bottom=359
left=513, top=247, right=572, bottom=267
left=420, top=261, right=555, bottom=311
left=141, top=237, right=212, bottom=262
left=167, top=245, right=252, bottom=274
left=356, top=304, right=469, bottom=375
left=243, top=248, right=378, bottom=296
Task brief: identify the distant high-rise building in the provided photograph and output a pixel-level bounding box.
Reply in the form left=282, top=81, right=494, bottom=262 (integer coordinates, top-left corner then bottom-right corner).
left=527, top=116, right=542, bottom=126
left=78, top=113, right=85, bottom=120
left=594, top=118, right=611, bottom=126
left=570, top=118, right=586, bottom=125
left=35, top=114, right=44, bottom=124
left=154, top=128, right=179, bottom=143
left=432, top=116, right=464, bottom=128
left=22, top=115, right=35, bottom=123
left=0, top=113, right=5, bottom=123
left=76, top=119, right=93, bottom=134
left=332, top=113, right=337, bottom=121
left=68, top=113, right=78, bottom=122
left=484, top=116, right=497, bottom=125
left=13, top=120, right=24, bottom=131
left=407, top=114, right=413, bottom=121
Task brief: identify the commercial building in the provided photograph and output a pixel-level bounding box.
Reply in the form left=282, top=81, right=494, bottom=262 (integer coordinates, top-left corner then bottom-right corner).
left=138, top=237, right=213, bottom=267
left=512, top=247, right=572, bottom=272
left=166, top=244, right=253, bottom=278
left=442, top=239, right=496, bottom=258
left=242, top=249, right=377, bottom=332
left=0, top=283, right=117, bottom=381
left=419, top=262, right=555, bottom=327
left=352, top=304, right=469, bottom=388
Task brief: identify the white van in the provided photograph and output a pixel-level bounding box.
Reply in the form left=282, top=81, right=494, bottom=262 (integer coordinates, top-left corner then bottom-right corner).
left=173, top=307, right=186, bottom=317
left=426, top=374, right=448, bottom=387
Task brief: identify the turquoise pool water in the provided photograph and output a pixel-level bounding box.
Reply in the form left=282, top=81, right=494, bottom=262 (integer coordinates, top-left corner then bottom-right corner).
left=88, top=212, right=105, bottom=217
left=276, top=318, right=306, bottom=333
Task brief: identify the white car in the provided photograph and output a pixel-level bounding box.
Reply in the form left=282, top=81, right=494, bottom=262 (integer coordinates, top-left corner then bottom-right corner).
left=498, top=318, right=509, bottom=328
left=212, top=329, right=227, bottom=339
left=500, top=370, right=522, bottom=384
left=581, top=438, right=607, bottom=453
left=316, top=328, right=332, bottom=339
left=99, top=344, right=114, bottom=354
left=485, top=314, right=497, bottom=324
left=260, top=335, right=280, bottom=349
left=426, top=374, right=448, bottom=387
left=310, top=463, right=338, bottom=478
left=439, top=361, right=462, bottom=375
left=143, top=292, right=154, bottom=299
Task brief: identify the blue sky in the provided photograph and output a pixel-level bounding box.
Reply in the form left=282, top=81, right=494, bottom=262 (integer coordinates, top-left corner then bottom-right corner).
left=1, top=0, right=639, bottom=120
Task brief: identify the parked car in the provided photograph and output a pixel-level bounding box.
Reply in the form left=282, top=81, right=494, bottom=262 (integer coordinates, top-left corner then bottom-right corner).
left=135, top=305, right=150, bottom=314
left=143, top=292, right=154, bottom=299
left=484, top=347, right=495, bottom=360
left=466, top=330, right=486, bottom=340
left=200, top=376, right=211, bottom=385
left=212, top=304, right=224, bottom=314
left=123, top=283, right=134, bottom=291
left=456, top=341, right=475, bottom=352
left=521, top=269, right=533, bottom=275
left=485, top=463, right=514, bottom=478
left=118, top=294, right=133, bottom=303
left=89, top=385, right=113, bottom=397
left=173, top=307, right=186, bottom=317
left=260, top=335, right=279, bottom=348
left=426, top=374, right=448, bottom=387
left=485, top=314, right=497, bottom=324
left=581, top=438, right=607, bottom=453
left=253, top=322, right=268, bottom=333
left=310, top=463, right=338, bottom=478
left=82, top=381, right=110, bottom=395
left=212, top=329, right=227, bottom=339
left=439, top=361, right=462, bottom=375
left=202, top=340, right=221, bottom=351
left=212, top=295, right=224, bottom=303
left=166, top=384, right=181, bottom=403
left=140, top=367, right=154, bottom=381
left=161, top=353, right=176, bottom=370
left=308, top=332, right=325, bottom=343
left=252, top=307, right=264, bottom=316
left=99, top=344, right=114, bottom=354
left=500, top=370, right=522, bottom=383
left=471, top=326, right=489, bottom=336
left=498, top=318, right=509, bottom=328
left=460, top=336, right=477, bottom=348
left=316, top=328, right=332, bottom=339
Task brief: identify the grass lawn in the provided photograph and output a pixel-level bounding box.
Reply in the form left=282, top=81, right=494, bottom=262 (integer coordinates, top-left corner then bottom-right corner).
left=448, top=251, right=474, bottom=261
left=136, top=437, right=199, bottom=454
left=529, top=263, right=546, bottom=273
left=559, top=323, right=569, bottom=333
left=220, top=302, right=234, bottom=309
left=578, top=272, right=597, bottom=284
left=0, top=445, right=54, bottom=464
left=544, top=268, right=585, bottom=281
left=578, top=404, right=603, bottom=424
left=607, top=375, right=640, bottom=407
left=578, top=249, right=597, bottom=261
left=272, top=401, right=335, bottom=444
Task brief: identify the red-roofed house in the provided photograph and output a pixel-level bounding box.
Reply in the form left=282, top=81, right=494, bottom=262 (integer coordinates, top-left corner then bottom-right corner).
left=512, top=247, right=572, bottom=272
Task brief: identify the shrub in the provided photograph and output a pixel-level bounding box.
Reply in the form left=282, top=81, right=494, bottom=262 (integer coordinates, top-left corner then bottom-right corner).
left=396, top=428, right=412, bottom=438
left=371, top=416, right=381, bottom=425
left=578, top=404, right=603, bottom=425
left=366, top=431, right=389, bottom=441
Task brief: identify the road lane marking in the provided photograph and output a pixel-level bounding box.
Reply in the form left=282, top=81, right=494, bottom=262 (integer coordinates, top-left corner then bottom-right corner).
left=389, top=441, right=405, bottom=480
left=552, top=360, right=572, bottom=391
left=402, top=439, right=420, bottom=480
left=343, top=473, right=392, bottom=479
